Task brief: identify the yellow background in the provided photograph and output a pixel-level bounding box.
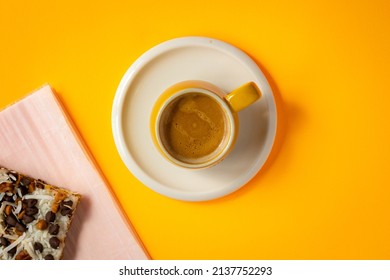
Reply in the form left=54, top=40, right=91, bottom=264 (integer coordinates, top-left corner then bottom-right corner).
left=1, top=0, right=389, bottom=259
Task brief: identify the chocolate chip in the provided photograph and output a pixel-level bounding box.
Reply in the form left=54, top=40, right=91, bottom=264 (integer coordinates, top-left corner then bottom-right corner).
left=60, top=207, right=72, bottom=216
left=49, top=237, right=60, bottom=249
left=48, top=224, right=60, bottom=235
left=22, top=214, right=35, bottom=224
left=26, top=199, right=38, bottom=208
left=34, top=242, right=44, bottom=253
left=44, top=254, right=54, bottom=260
left=5, top=215, right=17, bottom=226
left=25, top=206, right=38, bottom=216
left=62, top=200, right=73, bottom=207
left=21, top=177, right=31, bottom=186
left=19, top=185, right=28, bottom=196
left=35, top=181, right=44, bottom=189
left=0, top=237, right=9, bottom=247
left=15, top=222, right=27, bottom=232
left=8, top=246, right=17, bottom=257
left=3, top=195, right=14, bottom=202
left=37, top=179, right=46, bottom=184
left=59, top=200, right=73, bottom=216
left=8, top=172, right=18, bottom=182
left=45, top=211, right=56, bottom=223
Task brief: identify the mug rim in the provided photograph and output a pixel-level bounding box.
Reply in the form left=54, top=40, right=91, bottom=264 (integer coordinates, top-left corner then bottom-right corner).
left=155, top=87, right=236, bottom=169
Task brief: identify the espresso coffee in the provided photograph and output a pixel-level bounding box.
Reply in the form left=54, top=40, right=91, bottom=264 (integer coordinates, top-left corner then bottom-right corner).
left=159, top=92, right=227, bottom=163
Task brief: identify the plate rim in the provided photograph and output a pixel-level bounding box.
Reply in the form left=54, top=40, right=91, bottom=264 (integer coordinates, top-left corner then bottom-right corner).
left=112, top=36, right=277, bottom=201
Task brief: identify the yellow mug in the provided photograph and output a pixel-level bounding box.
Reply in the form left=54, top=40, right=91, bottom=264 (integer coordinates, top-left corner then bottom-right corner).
left=151, top=80, right=262, bottom=169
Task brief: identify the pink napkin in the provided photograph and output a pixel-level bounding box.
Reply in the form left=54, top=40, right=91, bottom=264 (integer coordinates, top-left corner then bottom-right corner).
left=0, top=85, right=149, bottom=259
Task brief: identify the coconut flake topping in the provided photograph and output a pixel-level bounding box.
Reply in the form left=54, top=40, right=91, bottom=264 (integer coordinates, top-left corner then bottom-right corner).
left=23, top=194, right=54, bottom=200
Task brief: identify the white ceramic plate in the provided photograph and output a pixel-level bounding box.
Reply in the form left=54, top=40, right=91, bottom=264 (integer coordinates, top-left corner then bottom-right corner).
left=112, top=37, right=277, bottom=201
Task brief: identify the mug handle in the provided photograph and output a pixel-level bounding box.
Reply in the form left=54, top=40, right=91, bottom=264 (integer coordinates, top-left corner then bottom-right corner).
left=225, top=82, right=262, bottom=112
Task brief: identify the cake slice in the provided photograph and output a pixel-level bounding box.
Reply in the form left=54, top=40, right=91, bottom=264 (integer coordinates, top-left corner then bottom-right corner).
left=0, top=166, right=81, bottom=260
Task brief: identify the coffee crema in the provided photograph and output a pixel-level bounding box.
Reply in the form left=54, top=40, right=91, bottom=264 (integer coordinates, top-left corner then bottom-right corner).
left=159, top=92, right=227, bottom=163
